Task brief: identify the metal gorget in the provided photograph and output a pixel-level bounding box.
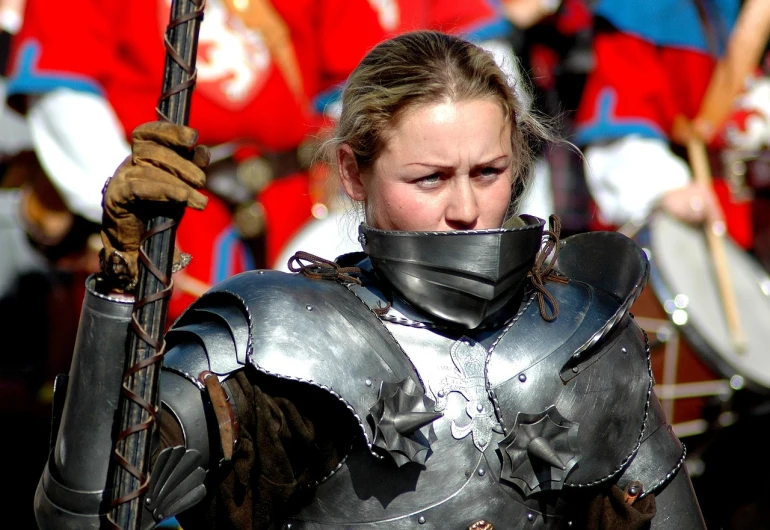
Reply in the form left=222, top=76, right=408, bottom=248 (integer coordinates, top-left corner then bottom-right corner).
left=359, top=215, right=545, bottom=329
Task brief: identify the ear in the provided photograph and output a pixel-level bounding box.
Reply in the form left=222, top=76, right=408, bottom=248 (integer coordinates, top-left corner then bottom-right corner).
left=337, top=144, right=367, bottom=202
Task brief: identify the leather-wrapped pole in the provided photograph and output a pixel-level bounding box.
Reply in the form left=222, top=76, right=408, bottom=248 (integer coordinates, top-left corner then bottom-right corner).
left=108, top=1, right=205, bottom=527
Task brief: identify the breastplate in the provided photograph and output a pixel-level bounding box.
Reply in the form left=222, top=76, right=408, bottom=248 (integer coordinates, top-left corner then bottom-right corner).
left=280, top=292, right=609, bottom=530
left=164, top=232, right=652, bottom=529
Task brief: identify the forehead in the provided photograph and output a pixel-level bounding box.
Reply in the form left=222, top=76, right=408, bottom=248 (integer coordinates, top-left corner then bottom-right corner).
left=379, top=99, right=512, bottom=162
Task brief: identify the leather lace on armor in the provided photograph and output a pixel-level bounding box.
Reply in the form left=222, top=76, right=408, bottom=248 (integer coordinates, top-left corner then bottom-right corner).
left=288, top=251, right=394, bottom=315
left=529, top=214, right=569, bottom=322
left=288, top=250, right=363, bottom=285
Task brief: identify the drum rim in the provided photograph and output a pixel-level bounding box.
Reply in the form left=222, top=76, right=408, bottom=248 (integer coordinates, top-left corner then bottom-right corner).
left=636, top=222, right=770, bottom=396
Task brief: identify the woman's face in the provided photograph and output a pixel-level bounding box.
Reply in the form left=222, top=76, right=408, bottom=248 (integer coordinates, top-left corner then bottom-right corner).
left=339, top=99, right=515, bottom=231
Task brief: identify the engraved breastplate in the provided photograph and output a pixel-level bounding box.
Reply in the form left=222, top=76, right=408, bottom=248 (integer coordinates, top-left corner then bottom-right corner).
left=283, top=304, right=582, bottom=529
left=389, top=327, right=504, bottom=453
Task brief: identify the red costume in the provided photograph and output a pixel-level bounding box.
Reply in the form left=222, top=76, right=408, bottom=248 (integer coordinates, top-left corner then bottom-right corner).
left=573, top=0, right=755, bottom=246
left=7, top=0, right=387, bottom=315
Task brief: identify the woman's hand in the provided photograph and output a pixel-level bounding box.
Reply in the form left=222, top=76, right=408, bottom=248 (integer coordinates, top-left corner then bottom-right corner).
left=100, top=121, right=210, bottom=292
left=658, top=182, right=723, bottom=225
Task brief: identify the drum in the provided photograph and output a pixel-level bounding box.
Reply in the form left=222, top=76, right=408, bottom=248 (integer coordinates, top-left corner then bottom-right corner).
left=632, top=211, right=770, bottom=438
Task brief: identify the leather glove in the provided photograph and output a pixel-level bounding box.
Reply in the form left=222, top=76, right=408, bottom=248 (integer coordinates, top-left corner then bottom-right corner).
left=100, top=121, right=210, bottom=293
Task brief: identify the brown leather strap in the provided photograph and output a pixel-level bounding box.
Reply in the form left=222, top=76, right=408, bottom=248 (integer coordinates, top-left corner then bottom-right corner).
left=199, top=370, right=240, bottom=461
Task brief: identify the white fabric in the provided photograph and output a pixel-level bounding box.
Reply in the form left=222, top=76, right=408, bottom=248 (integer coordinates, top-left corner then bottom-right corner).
left=27, top=89, right=131, bottom=223
left=0, top=5, right=23, bottom=34
left=518, top=157, right=554, bottom=220
left=273, top=206, right=361, bottom=271
left=583, top=135, right=692, bottom=226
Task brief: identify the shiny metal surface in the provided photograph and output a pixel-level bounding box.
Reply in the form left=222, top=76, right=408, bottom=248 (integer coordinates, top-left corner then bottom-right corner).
left=649, top=465, right=707, bottom=529
left=360, top=216, right=544, bottom=329
left=284, top=447, right=575, bottom=529
left=382, top=324, right=504, bottom=452
left=162, top=341, right=211, bottom=387
left=617, top=393, right=685, bottom=497
left=167, top=270, right=423, bottom=451
left=35, top=276, right=134, bottom=528
left=493, top=313, right=651, bottom=487
left=144, top=446, right=206, bottom=525
left=159, top=371, right=212, bottom=466
left=555, top=230, right=648, bottom=304
left=155, top=230, right=698, bottom=527
left=369, top=378, right=442, bottom=466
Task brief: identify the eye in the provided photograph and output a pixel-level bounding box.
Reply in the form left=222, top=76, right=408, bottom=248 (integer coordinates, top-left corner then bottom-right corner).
left=478, top=167, right=503, bottom=178
left=416, top=173, right=443, bottom=186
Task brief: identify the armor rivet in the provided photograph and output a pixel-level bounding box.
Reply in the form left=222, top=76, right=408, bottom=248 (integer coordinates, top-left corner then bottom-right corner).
left=572, top=366, right=579, bottom=373
left=622, top=347, right=628, bottom=354
left=574, top=352, right=580, bottom=359
left=527, top=512, right=534, bottom=521
left=568, top=522, right=573, bottom=527
left=629, top=486, right=638, bottom=495
left=284, top=524, right=292, bottom=530
left=418, top=516, right=426, bottom=524
left=518, top=373, right=527, bottom=382
left=437, top=390, right=445, bottom=398
left=145, top=497, right=152, bottom=505
left=478, top=468, right=486, bottom=476
left=476, top=403, right=484, bottom=412
left=157, top=513, right=164, bottom=521
left=306, top=305, right=313, bottom=311
left=365, top=378, right=372, bottom=387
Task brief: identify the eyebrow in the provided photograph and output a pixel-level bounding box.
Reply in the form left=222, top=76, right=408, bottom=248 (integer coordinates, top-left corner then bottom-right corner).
left=406, top=154, right=511, bottom=169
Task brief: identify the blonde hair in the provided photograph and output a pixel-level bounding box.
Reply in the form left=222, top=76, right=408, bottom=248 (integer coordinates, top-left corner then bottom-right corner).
left=326, top=30, right=559, bottom=218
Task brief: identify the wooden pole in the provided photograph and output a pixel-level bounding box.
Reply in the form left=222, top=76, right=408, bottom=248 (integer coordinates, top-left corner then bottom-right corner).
left=686, top=138, right=748, bottom=353
left=108, top=1, right=205, bottom=528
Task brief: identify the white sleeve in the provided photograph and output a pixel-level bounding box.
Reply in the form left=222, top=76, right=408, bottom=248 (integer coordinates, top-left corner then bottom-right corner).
left=583, top=135, right=692, bottom=226
left=27, top=88, right=131, bottom=223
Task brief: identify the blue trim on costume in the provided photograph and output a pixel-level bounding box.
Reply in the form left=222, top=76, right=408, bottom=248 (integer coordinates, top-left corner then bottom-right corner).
left=462, top=17, right=514, bottom=42
left=157, top=518, right=181, bottom=529
left=212, top=227, right=241, bottom=284
left=313, top=84, right=343, bottom=115
left=6, top=40, right=103, bottom=97
left=593, top=0, right=739, bottom=55
left=574, top=88, right=666, bottom=145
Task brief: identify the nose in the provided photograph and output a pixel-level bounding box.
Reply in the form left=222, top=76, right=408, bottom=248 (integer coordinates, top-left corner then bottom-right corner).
left=445, top=177, right=480, bottom=229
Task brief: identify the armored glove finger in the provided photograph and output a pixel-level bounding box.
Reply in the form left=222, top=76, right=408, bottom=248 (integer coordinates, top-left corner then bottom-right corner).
left=100, top=121, right=210, bottom=292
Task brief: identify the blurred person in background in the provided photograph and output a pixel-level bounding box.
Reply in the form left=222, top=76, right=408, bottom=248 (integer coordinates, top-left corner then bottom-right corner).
left=4, top=2, right=387, bottom=526
left=574, top=0, right=745, bottom=240
left=574, top=1, right=770, bottom=528
left=5, top=0, right=388, bottom=318
left=2, top=3, right=97, bottom=528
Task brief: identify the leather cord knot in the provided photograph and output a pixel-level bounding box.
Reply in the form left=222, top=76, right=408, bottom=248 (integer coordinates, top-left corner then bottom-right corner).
left=528, top=214, right=569, bottom=322
left=288, top=251, right=363, bottom=285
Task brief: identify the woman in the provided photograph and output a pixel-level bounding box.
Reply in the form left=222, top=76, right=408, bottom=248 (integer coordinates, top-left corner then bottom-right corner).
left=35, top=31, right=705, bottom=529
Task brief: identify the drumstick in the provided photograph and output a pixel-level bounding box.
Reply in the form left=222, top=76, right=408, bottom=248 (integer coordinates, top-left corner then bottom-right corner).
left=687, top=138, right=748, bottom=353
